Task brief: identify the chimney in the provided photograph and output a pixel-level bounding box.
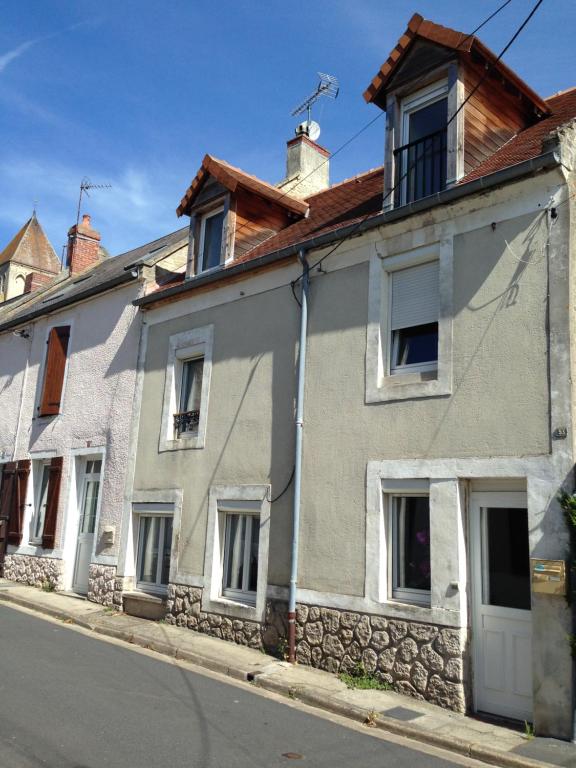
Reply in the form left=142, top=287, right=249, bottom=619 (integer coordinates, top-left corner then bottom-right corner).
left=67, top=214, right=101, bottom=274
left=277, top=128, right=330, bottom=199
left=24, top=272, right=53, bottom=294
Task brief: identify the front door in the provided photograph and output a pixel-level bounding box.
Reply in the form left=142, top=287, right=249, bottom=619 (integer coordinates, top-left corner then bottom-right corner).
left=72, top=459, right=102, bottom=594
left=470, top=492, right=533, bottom=722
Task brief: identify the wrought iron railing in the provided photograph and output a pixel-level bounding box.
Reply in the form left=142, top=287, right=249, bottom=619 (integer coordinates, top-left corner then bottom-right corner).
left=173, top=410, right=200, bottom=437
left=393, top=128, right=447, bottom=206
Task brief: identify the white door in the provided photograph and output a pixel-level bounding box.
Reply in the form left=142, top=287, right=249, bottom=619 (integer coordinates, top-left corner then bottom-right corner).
left=470, top=492, right=533, bottom=722
left=72, top=459, right=102, bottom=594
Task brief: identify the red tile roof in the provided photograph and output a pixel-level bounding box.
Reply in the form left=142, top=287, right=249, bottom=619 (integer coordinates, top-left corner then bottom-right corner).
left=461, top=88, right=576, bottom=183
left=363, top=13, right=549, bottom=116
left=177, top=154, right=309, bottom=218
left=233, top=167, right=384, bottom=263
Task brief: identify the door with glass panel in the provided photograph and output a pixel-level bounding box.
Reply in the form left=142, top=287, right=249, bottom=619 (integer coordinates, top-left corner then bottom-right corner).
left=72, top=459, right=102, bottom=594
left=470, top=492, right=532, bottom=721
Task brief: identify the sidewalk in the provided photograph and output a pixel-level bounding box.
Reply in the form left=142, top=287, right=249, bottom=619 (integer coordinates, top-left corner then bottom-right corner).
left=1, top=579, right=574, bottom=768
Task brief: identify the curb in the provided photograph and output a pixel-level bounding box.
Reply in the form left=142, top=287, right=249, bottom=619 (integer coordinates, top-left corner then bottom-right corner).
left=0, top=590, right=559, bottom=768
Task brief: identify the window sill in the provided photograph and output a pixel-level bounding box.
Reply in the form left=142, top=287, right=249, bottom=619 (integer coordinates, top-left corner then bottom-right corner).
left=201, top=593, right=262, bottom=622
left=159, top=435, right=205, bottom=452
left=367, top=370, right=450, bottom=403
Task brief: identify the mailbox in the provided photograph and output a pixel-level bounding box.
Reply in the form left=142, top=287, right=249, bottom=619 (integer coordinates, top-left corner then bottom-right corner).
left=102, top=525, right=115, bottom=546
left=531, top=558, right=566, bottom=596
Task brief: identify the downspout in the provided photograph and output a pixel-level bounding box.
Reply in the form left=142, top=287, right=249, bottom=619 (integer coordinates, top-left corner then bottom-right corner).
left=288, top=249, right=309, bottom=664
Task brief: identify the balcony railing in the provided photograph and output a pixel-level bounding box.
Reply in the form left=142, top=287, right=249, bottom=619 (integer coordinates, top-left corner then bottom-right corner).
left=393, top=128, right=447, bottom=206
left=173, top=410, right=200, bottom=437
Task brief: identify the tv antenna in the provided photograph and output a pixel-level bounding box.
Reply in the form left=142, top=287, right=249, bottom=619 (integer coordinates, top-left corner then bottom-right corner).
left=291, top=72, right=339, bottom=140
left=76, top=177, right=112, bottom=227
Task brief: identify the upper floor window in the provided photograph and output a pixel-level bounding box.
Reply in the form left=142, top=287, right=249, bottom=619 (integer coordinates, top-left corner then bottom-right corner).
left=395, top=82, right=448, bottom=206
left=390, top=260, right=439, bottom=375
left=199, top=207, right=225, bottom=272
left=173, top=356, right=204, bottom=438
left=38, top=325, right=70, bottom=416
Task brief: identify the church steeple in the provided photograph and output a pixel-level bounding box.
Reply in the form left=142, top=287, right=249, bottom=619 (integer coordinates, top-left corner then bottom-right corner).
left=0, top=214, right=60, bottom=302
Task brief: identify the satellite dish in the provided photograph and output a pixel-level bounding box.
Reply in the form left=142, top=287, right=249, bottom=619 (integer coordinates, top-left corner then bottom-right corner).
left=295, top=120, right=321, bottom=141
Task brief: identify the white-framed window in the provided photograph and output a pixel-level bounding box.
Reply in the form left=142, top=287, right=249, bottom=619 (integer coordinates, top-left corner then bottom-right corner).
left=159, top=325, right=214, bottom=452
left=203, top=485, right=271, bottom=622
left=77, top=459, right=102, bottom=537
left=136, top=512, right=173, bottom=593
left=221, top=504, right=260, bottom=604
left=198, top=207, right=225, bottom=273
left=30, top=460, right=51, bottom=544
left=396, top=81, right=448, bottom=206
left=366, top=239, right=453, bottom=403
left=389, top=260, right=439, bottom=374
left=389, top=493, right=431, bottom=606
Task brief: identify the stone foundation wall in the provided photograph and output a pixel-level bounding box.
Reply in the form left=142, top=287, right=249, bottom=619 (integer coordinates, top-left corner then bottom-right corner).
left=87, top=564, right=124, bottom=608
left=165, top=584, right=288, bottom=656
left=163, top=584, right=467, bottom=713
left=3, top=553, right=63, bottom=589
left=295, top=604, right=467, bottom=712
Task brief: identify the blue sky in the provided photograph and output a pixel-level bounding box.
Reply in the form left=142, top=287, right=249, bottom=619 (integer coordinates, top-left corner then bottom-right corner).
left=1, top=0, right=574, bottom=257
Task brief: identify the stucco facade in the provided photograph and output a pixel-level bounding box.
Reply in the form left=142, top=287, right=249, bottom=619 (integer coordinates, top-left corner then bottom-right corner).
left=126, top=160, right=575, bottom=736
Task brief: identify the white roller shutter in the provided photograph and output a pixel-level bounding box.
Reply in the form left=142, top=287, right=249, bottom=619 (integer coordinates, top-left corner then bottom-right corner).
left=390, top=260, right=439, bottom=330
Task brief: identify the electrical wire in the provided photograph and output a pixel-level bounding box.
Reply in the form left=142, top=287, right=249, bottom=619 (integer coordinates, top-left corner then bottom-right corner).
left=293, top=0, right=546, bottom=283
left=215, top=1, right=519, bottom=254
left=270, top=465, right=296, bottom=504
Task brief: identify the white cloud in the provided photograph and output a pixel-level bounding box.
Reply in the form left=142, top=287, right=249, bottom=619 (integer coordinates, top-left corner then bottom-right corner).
left=0, top=40, right=34, bottom=74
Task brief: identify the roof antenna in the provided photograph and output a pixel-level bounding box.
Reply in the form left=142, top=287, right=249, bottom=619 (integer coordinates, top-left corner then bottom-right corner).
left=291, top=72, right=339, bottom=141
left=76, top=176, right=112, bottom=227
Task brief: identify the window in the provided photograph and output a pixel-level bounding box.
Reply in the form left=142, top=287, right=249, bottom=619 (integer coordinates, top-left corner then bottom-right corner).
left=199, top=207, right=225, bottom=272
left=136, top=514, right=173, bottom=592
left=31, top=461, right=51, bottom=543
left=173, top=356, right=204, bottom=438
left=38, top=325, right=70, bottom=416
left=221, top=508, right=260, bottom=603
left=159, top=325, right=213, bottom=452
left=389, top=260, right=439, bottom=374
left=395, top=82, right=448, bottom=206
left=390, top=495, right=431, bottom=606
left=202, top=485, right=271, bottom=622
left=366, top=239, right=453, bottom=403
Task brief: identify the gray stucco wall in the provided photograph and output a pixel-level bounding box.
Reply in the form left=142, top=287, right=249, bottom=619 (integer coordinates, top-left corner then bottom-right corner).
left=134, top=209, right=550, bottom=595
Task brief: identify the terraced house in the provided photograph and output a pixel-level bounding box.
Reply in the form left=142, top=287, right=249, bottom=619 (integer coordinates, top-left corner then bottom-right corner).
left=0, top=214, right=187, bottom=600
left=117, top=14, right=576, bottom=740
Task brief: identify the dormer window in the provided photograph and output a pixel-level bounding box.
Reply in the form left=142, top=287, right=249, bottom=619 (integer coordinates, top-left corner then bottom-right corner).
left=395, top=82, right=448, bottom=206
left=199, top=207, right=225, bottom=272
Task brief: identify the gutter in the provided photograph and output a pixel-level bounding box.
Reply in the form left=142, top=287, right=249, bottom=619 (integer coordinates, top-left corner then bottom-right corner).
left=135, top=149, right=561, bottom=309
left=288, top=249, right=309, bottom=664
left=0, top=270, right=137, bottom=334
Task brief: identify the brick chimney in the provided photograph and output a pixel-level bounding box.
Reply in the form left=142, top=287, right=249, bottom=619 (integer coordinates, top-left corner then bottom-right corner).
left=24, top=272, right=54, bottom=294
left=277, top=129, right=330, bottom=199
left=67, top=214, right=101, bottom=274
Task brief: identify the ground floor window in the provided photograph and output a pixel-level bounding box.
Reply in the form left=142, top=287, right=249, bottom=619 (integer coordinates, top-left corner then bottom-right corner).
left=31, top=462, right=51, bottom=542
left=136, top=515, right=173, bottom=592
left=222, top=510, right=260, bottom=603
left=390, top=494, right=431, bottom=606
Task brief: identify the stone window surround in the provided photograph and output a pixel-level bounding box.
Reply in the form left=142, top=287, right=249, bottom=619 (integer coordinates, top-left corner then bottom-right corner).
left=366, top=238, right=453, bottom=403
left=202, top=484, right=271, bottom=623
left=159, top=324, right=214, bottom=452
left=127, top=488, right=183, bottom=592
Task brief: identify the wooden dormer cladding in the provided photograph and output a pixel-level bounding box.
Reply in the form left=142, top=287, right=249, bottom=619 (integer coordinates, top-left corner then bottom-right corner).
left=178, top=155, right=308, bottom=277
left=364, top=14, right=551, bottom=205
left=460, top=53, right=540, bottom=175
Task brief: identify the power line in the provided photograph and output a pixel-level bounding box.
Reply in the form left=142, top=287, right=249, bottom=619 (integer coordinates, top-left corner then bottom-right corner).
left=210, top=0, right=519, bottom=262
left=294, top=0, right=546, bottom=282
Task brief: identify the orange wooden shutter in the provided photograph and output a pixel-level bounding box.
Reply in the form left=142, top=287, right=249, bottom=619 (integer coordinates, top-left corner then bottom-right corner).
left=41, top=456, right=63, bottom=549
left=3, top=460, right=30, bottom=546
left=39, top=326, right=70, bottom=416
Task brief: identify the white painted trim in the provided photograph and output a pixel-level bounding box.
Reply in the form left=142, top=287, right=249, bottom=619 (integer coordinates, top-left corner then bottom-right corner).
left=129, top=488, right=183, bottom=589
left=198, top=206, right=225, bottom=273
left=159, top=325, right=214, bottom=452
left=366, top=237, right=453, bottom=402
left=202, top=484, right=271, bottom=622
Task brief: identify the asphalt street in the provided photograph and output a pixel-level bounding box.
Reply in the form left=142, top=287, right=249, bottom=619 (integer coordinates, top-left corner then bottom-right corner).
left=0, top=604, right=484, bottom=768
